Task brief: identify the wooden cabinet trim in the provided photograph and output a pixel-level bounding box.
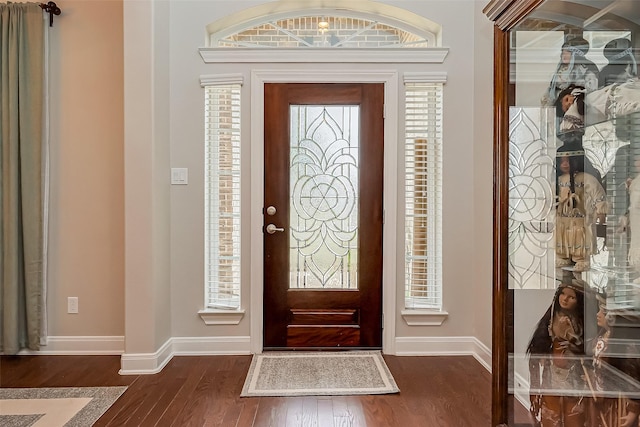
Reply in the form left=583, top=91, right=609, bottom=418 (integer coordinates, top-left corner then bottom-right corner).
left=483, top=0, right=544, bottom=30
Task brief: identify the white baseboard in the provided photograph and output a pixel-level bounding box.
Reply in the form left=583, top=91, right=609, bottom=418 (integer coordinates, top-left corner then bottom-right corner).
left=395, top=336, right=492, bottom=372
left=119, top=336, right=252, bottom=375
left=14, top=335, right=493, bottom=377
left=170, top=336, right=252, bottom=355
left=119, top=339, right=174, bottom=375
left=17, top=336, right=125, bottom=355
left=122, top=336, right=491, bottom=375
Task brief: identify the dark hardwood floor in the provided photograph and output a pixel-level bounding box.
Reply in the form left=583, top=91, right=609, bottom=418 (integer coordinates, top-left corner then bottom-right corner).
left=1, top=354, right=493, bottom=426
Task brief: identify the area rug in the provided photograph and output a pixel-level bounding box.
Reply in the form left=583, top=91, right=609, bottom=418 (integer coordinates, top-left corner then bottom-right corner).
left=0, top=386, right=127, bottom=427
left=240, top=351, right=399, bottom=397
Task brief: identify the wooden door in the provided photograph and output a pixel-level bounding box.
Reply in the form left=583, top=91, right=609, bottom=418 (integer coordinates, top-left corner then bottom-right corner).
left=263, top=83, right=384, bottom=349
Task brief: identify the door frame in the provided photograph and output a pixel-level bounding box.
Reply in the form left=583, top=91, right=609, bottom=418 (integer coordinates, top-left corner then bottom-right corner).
left=250, top=69, right=399, bottom=354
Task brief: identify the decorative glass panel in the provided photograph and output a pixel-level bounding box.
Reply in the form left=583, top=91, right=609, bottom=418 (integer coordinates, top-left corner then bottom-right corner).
left=289, top=105, right=359, bottom=289
left=214, top=16, right=429, bottom=48
left=508, top=107, right=556, bottom=290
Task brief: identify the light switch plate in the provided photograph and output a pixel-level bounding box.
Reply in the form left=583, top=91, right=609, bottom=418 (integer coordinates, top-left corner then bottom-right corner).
left=171, top=168, right=188, bottom=185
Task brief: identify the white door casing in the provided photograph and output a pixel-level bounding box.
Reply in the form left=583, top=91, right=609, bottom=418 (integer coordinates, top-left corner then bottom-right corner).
left=250, top=69, right=399, bottom=354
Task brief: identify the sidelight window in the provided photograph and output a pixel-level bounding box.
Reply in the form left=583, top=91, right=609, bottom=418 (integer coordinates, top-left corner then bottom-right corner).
left=203, top=79, right=242, bottom=310
left=404, top=76, right=444, bottom=310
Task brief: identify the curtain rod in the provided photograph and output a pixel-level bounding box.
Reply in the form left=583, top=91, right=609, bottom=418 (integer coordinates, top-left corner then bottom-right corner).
left=39, top=1, right=61, bottom=27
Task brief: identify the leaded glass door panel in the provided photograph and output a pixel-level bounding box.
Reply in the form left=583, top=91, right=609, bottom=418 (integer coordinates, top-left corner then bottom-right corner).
left=263, top=83, right=384, bottom=349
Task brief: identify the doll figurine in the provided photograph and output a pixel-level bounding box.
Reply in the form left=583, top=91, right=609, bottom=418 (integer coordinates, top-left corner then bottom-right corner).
left=543, top=36, right=600, bottom=107
left=583, top=77, right=640, bottom=142
left=599, top=38, right=638, bottom=88
left=528, top=278, right=587, bottom=427
left=585, top=78, right=640, bottom=127
left=555, top=145, right=608, bottom=271
left=555, top=84, right=586, bottom=138
left=587, top=293, right=640, bottom=427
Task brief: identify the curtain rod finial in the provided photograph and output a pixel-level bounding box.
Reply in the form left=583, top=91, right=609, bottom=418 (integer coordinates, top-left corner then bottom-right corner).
left=40, top=1, right=61, bottom=27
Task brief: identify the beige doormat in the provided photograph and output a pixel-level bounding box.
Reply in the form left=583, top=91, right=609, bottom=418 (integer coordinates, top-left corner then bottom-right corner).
left=0, top=386, right=126, bottom=427
left=240, top=351, right=399, bottom=397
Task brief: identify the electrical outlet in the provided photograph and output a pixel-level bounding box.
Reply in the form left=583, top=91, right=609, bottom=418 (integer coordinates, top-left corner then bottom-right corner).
left=171, top=168, right=188, bottom=185
left=67, top=297, right=78, bottom=314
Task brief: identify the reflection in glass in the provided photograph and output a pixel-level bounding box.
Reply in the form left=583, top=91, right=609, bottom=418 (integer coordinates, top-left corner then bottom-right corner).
left=507, top=3, right=640, bottom=425
left=508, top=107, right=556, bottom=290
left=289, top=105, right=359, bottom=289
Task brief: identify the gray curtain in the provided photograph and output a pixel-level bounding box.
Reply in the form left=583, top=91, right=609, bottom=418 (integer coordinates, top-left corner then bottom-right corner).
left=0, top=2, right=45, bottom=354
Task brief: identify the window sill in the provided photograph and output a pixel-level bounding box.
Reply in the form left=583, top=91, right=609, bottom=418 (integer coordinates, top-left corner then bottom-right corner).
left=401, top=309, right=448, bottom=326
left=198, top=309, right=245, bottom=325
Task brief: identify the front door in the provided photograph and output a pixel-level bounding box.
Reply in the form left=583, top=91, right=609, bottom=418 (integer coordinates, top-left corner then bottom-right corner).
left=263, top=83, right=384, bottom=349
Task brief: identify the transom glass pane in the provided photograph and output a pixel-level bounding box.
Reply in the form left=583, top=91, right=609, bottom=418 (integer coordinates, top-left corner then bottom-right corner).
left=215, top=16, right=429, bottom=48
left=289, top=105, right=359, bottom=289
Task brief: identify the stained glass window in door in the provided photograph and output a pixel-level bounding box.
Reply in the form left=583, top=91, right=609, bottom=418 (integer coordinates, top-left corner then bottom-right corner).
left=289, top=105, right=359, bottom=289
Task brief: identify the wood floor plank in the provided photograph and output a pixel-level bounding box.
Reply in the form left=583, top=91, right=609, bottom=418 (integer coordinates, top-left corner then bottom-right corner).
left=227, top=357, right=254, bottom=424
left=175, top=361, right=228, bottom=425
left=300, top=396, right=319, bottom=427
left=101, top=356, right=196, bottom=426
left=316, top=397, right=334, bottom=427
left=235, top=398, right=260, bottom=427
left=134, top=375, right=188, bottom=427
left=0, top=353, right=493, bottom=426
left=359, top=395, right=398, bottom=426
left=382, top=356, right=463, bottom=425
left=157, top=357, right=212, bottom=426
left=253, top=396, right=289, bottom=426
left=100, top=384, right=155, bottom=426
left=1, top=355, right=46, bottom=386
left=198, top=357, right=252, bottom=426
left=331, top=396, right=357, bottom=427
left=343, top=396, right=368, bottom=427
left=284, top=396, right=305, bottom=427
left=211, top=398, right=244, bottom=427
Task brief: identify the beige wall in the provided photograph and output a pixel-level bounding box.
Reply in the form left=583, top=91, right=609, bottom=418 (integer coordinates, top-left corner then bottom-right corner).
left=46, top=0, right=124, bottom=337
left=473, top=0, right=495, bottom=352
left=37, top=0, right=494, bottom=360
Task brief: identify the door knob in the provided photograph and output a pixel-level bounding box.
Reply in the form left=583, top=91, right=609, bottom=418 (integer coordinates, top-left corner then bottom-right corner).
left=265, top=224, right=285, bottom=234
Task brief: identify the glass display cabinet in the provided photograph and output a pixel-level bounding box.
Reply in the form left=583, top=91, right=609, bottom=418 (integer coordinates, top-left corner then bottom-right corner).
left=484, top=1, right=640, bottom=426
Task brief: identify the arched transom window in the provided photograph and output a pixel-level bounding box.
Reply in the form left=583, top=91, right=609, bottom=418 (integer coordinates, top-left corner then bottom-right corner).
left=213, top=15, right=431, bottom=48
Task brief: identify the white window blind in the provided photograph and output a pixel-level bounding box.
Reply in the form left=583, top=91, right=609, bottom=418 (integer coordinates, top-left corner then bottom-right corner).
left=404, top=79, right=443, bottom=310
left=204, top=82, right=241, bottom=309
